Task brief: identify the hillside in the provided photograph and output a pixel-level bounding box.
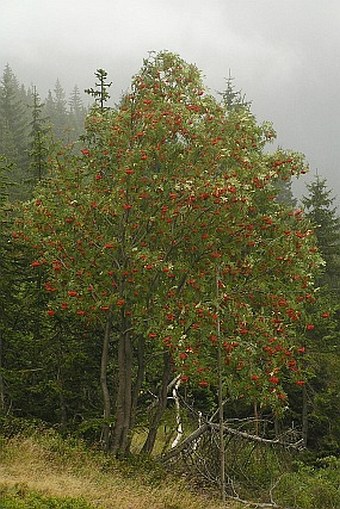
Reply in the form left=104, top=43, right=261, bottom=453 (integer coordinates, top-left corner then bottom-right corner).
left=0, top=433, right=242, bottom=509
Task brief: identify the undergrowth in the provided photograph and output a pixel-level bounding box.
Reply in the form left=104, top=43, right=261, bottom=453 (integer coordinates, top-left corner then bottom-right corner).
left=0, top=430, right=231, bottom=509
left=0, top=426, right=339, bottom=509
left=0, top=485, right=94, bottom=509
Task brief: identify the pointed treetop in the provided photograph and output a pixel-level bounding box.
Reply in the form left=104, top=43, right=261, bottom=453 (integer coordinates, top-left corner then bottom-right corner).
left=85, top=69, right=112, bottom=111
left=219, top=70, right=251, bottom=111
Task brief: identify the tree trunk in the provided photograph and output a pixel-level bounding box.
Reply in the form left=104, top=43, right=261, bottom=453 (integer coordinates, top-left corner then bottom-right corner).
left=141, top=351, right=171, bottom=455
left=302, top=383, right=308, bottom=448
left=127, top=335, right=145, bottom=451
left=0, top=329, right=5, bottom=413
left=56, top=366, right=67, bottom=428
left=100, top=315, right=112, bottom=451
left=111, top=326, right=133, bottom=457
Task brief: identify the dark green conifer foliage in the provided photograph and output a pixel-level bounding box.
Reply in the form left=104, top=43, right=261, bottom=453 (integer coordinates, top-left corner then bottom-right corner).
left=85, top=69, right=112, bottom=110
left=302, top=176, right=340, bottom=291
left=0, top=65, right=29, bottom=198
left=28, top=86, right=50, bottom=186
left=0, top=156, right=13, bottom=413
left=301, top=175, right=340, bottom=454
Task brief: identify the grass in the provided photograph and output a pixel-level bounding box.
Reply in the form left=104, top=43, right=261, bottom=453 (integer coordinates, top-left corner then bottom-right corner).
left=0, top=432, right=243, bottom=509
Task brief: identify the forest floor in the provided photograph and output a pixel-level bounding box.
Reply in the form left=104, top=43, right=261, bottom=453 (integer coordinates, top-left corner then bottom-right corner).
left=0, top=433, right=246, bottom=509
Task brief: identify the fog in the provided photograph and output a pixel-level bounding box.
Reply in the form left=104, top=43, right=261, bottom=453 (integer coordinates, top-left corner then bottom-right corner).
left=2, top=0, right=340, bottom=202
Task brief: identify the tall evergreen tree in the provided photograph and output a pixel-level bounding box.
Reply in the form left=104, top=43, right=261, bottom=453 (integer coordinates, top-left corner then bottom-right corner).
left=44, top=80, right=70, bottom=142
left=220, top=71, right=250, bottom=111
left=0, top=155, right=11, bottom=412
left=0, top=65, right=29, bottom=197
left=302, top=175, right=340, bottom=292
left=300, top=175, right=340, bottom=454
left=28, top=87, right=50, bottom=186
left=85, top=69, right=112, bottom=111
left=68, top=85, right=87, bottom=141
left=53, top=79, right=69, bottom=140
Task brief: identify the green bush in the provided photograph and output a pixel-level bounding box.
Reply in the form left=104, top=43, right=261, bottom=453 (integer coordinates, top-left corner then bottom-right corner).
left=274, top=456, right=340, bottom=509
left=0, top=486, right=95, bottom=509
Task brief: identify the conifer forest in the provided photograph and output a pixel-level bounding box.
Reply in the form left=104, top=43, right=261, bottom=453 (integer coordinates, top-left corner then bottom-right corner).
left=0, top=53, right=339, bottom=509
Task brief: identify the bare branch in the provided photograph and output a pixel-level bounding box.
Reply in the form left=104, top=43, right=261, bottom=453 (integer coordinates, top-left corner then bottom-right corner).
left=161, top=422, right=209, bottom=462
left=210, top=423, right=304, bottom=450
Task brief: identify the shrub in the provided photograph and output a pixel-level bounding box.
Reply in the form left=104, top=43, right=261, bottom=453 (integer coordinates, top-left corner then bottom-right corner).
left=274, top=456, right=340, bottom=509
left=0, top=486, right=95, bottom=509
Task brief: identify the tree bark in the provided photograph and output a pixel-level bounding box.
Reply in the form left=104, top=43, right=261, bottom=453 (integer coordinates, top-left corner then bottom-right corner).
left=111, top=325, right=133, bottom=457
left=56, top=366, right=67, bottom=428
left=100, top=315, right=112, bottom=451
left=302, top=383, right=308, bottom=448
left=0, top=329, right=5, bottom=413
left=141, top=351, right=172, bottom=455
left=128, top=335, right=145, bottom=450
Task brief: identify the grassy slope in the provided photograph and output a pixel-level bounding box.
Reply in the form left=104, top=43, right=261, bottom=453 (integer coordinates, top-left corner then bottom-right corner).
left=0, top=434, right=244, bottom=509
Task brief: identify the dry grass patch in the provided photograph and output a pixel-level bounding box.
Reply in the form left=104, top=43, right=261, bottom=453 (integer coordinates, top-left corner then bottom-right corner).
left=0, top=435, right=243, bottom=509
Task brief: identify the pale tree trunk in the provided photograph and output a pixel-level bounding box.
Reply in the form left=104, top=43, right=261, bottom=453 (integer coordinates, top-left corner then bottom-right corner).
left=141, top=351, right=171, bottom=455
left=171, top=377, right=183, bottom=449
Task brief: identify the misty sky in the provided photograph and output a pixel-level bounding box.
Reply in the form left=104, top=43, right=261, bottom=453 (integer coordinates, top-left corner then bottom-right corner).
left=1, top=0, right=340, bottom=203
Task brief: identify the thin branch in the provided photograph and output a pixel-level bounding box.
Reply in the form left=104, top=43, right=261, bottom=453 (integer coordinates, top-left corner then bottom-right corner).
left=225, top=493, right=283, bottom=508
left=209, top=423, right=304, bottom=450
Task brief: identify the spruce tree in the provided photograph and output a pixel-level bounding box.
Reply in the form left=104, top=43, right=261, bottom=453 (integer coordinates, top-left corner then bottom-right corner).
left=0, top=156, right=10, bottom=412
left=85, top=69, right=112, bottom=111
left=302, top=175, right=340, bottom=292
left=28, top=87, right=50, bottom=186
left=220, top=71, right=250, bottom=111
left=44, top=80, right=70, bottom=142
left=68, top=85, right=87, bottom=141
left=300, top=175, right=340, bottom=454
left=0, top=65, right=29, bottom=198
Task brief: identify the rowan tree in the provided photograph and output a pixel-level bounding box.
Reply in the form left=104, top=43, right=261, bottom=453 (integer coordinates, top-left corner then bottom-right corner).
left=16, top=52, right=321, bottom=456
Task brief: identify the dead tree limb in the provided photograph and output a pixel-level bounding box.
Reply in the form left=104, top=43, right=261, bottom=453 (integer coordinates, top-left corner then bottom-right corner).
left=209, top=423, right=304, bottom=450
left=161, top=422, right=209, bottom=462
